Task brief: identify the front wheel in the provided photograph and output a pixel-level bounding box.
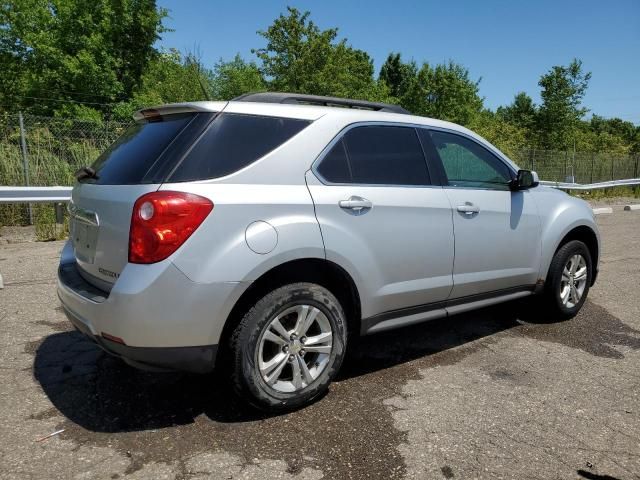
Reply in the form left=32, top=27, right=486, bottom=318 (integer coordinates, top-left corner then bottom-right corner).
left=229, top=282, right=347, bottom=411
left=543, top=240, right=593, bottom=320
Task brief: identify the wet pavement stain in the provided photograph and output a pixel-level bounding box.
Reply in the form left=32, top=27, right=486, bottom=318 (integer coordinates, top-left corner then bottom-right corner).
left=25, top=302, right=523, bottom=479
left=440, top=465, right=455, bottom=479
left=25, top=299, right=637, bottom=479
left=514, top=300, right=640, bottom=358
left=29, top=331, right=409, bottom=480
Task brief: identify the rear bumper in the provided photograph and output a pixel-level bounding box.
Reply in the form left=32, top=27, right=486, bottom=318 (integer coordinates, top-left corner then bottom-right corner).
left=57, top=241, right=244, bottom=372
left=62, top=304, right=217, bottom=373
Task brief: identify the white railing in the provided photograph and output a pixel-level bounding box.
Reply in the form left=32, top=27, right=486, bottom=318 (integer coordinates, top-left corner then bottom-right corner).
left=0, top=186, right=73, bottom=203
left=539, top=178, right=640, bottom=190
left=0, top=179, right=639, bottom=204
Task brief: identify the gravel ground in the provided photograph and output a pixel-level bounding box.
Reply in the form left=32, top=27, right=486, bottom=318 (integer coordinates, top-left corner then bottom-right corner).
left=0, top=210, right=639, bottom=479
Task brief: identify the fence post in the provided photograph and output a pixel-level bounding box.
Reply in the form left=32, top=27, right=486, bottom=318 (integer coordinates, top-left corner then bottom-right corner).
left=18, top=111, right=33, bottom=225
left=590, top=153, right=595, bottom=184
left=54, top=203, right=65, bottom=225
left=528, top=148, right=536, bottom=171
left=635, top=155, right=639, bottom=179
left=611, top=156, right=615, bottom=181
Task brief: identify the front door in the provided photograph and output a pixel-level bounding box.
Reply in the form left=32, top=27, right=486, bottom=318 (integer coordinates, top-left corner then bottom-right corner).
left=422, top=128, right=542, bottom=299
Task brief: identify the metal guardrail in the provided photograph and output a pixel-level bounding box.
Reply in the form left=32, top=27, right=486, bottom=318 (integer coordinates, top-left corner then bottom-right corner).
left=0, top=178, right=639, bottom=204
left=0, top=186, right=72, bottom=203
left=539, top=178, right=640, bottom=190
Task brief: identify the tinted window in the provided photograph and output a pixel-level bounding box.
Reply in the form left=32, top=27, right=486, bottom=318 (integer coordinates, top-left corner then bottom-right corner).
left=169, top=113, right=310, bottom=181
left=316, top=126, right=431, bottom=185
left=429, top=130, right=512, bottom=189
left=316, top=139, right=351, bottom=183
left=88, top=114, right=193, bottom=185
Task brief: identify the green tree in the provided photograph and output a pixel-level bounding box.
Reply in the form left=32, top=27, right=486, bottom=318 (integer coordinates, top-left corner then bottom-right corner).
left=469, top=110, right=528, bottom=158
left=537, top=59, right=591, bottom=149
left=413, top=61, right=483, bottom=125
left=379, top=53, right=417, bottom=99
left=378, top=53, right=483, bottom=124
left=111, top=49, right=211, bottom=121
left=498, top=92, right=537, bottom=130
left=253, top=7, right=385, bottom=100
left=0, top=0, right=167, bottom=116
left=210, top=54, right=265, bottom=100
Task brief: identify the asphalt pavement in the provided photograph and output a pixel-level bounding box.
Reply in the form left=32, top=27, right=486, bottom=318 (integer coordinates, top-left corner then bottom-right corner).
left=0, top=210, right=638, bottom=479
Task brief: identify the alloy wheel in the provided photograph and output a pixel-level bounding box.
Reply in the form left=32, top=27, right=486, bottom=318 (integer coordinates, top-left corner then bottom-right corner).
left=257, top=304, right=333, bottom=393
left=559, top=254, right=588, bottom=308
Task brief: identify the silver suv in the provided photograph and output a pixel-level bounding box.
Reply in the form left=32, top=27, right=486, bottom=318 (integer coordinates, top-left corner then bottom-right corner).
left=58, top=93, right=600, bottom=411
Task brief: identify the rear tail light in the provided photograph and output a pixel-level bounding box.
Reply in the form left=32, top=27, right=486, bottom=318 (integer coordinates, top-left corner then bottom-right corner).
left=129, top=191, right=213, bottom=264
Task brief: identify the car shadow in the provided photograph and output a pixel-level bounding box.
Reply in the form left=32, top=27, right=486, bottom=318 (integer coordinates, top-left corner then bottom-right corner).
left=32, top=301, right=536, bottom=433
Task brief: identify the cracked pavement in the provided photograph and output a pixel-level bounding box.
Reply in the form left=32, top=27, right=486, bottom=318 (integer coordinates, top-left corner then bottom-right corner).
left=0, top=210, right=639, bottom=479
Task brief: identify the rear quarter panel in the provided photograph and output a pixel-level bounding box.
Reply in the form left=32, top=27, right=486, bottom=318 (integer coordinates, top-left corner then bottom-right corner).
left=160, top=183, right=325, bottom=284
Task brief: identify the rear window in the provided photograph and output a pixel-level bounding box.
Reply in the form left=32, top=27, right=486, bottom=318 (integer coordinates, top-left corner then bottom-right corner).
left=87, top=113, right=194, bottom=185
left=168, top=113, right=310, bottom=182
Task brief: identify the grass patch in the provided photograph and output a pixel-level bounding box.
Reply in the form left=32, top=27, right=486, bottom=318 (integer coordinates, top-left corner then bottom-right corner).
left=571, top=186, right=640, bottom=201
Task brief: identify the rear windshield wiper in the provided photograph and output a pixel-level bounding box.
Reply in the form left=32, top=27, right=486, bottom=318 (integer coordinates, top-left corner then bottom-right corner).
left=75, top=166, right=99, bottom=181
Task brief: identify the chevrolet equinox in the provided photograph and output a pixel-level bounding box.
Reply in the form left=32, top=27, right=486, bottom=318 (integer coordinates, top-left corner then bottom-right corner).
left=58, top=92, right=600, bottom=411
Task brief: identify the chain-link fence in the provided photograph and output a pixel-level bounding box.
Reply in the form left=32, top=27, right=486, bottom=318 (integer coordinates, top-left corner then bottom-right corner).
left=511, top=149, right=640, bottom=184
left=0, top=113, right=129, bottom=232
left=0, top=113, right=129, bottom=187
left=1, top=113, right=639, bottom=232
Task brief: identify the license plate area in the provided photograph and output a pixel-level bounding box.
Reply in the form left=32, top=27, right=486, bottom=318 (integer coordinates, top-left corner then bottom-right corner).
left=71, top=218, right=99, bottom=264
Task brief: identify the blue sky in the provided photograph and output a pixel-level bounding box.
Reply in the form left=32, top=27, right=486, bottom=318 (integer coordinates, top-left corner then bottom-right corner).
left=157, top=0, right=640, bottom=124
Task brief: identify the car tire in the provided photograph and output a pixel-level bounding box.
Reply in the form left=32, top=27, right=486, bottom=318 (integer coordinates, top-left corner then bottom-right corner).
left=542, top=240, right=592, bottom=320
left=229, top=282, right=347, bottom=412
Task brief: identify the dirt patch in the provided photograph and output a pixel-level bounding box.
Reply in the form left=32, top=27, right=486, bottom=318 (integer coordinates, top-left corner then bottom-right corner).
left=36, top=319, right=74, bottom=332
left=587, top=196, right=640, bottom=207
left=0, top=225, right=37, bottom=244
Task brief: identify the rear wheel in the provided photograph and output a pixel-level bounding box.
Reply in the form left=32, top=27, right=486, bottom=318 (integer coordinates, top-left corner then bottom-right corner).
left=543, top=240, right=592, bottom=320
left=229, top=282, right=347, bottom=411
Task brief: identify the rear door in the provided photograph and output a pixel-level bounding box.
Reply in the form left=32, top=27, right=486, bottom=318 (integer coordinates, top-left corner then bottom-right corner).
left=419, top=128, right=541, bottom=298
left=306, top=124, right=454, bottom=321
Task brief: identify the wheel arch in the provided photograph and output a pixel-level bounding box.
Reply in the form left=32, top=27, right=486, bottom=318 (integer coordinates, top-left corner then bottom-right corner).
left=550, top=225, right=600, bottom=285
left=216, top=258, right=362, bottom=364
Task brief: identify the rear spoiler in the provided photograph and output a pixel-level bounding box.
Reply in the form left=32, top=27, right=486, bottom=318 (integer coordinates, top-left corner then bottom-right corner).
left=133, top=102, right=228, bottom=121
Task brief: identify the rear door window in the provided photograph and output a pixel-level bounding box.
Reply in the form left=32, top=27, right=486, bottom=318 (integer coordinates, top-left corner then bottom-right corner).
left=316, top=125, right=431, bottom=186
left=168, top=113, right=310, bottom=181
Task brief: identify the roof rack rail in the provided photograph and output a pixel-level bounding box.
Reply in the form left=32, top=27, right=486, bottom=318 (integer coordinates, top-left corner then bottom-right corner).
left=232, top=92, right=410, bottom=115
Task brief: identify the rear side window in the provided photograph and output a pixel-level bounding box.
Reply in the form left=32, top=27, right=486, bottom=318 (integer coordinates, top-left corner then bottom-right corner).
left=88, top=113, right=193, bottom=185
left=168, top=113, right=310, bottom=181
left=316, top=139, right=351, bottom=183
left=316, top=125, right=431, bottom=185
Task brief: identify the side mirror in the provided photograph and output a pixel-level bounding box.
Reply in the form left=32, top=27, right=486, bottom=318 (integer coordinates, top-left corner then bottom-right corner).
left=510, top=169, right=539, bottom=190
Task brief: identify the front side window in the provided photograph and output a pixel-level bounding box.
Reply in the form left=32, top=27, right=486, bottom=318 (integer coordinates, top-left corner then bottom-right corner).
left=316, top=125, right=431, bottom=186
left=429, top=130, right=512, bottom=189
